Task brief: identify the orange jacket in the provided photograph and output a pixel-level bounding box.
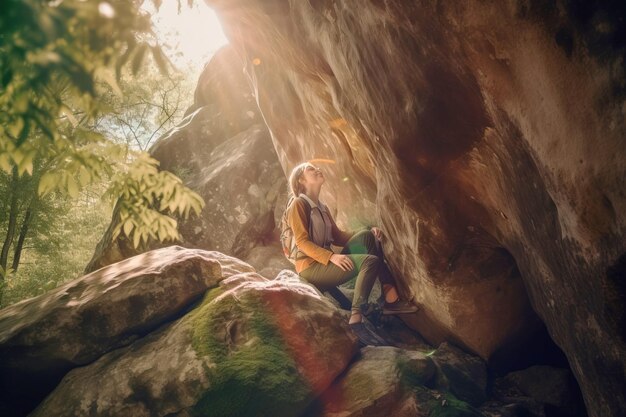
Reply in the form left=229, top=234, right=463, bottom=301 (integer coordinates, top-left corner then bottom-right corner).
left=287, top=197, right=355, bottom=274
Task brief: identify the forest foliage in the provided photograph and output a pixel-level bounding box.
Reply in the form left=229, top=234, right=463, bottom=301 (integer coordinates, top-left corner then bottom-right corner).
left=0, top=0, right=203, bottom=306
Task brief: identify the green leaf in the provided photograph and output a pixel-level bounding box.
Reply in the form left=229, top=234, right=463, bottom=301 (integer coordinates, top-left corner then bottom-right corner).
left=132, top=228, right=141, bottom=248
left=111, top=224, right=122, bottom=241
left=13, top=94, right=29, bottom=114
left=78, top=165, right=91, bottom=186
left=38, top=172, right=58, bottom=196
left=16, top=148, right=34, bottom=176
left=131, top=44, right=148, bottom=76
left=16, top=119, right=31, bottom=146
left=96, top=68, right=123, bottom=97
left=67, top=176, right=79, bottom=198
left=8, top=117, right=24, bottom=139
left=115, top=42, right=136, bottom=78
left=123, top=219, right=134, bottom=237
left=0, top=153, right=12, bottom=173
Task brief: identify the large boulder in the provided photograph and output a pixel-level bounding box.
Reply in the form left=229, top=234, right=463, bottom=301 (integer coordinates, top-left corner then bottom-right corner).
left=204, top=1, right=626, bottom=415
left=430, top=342, right=488, bottom=407
left=311, top=346, right=436, bottom=417
left=501, top=365, right=587, bottom=416
left=309, top=345, right=489, bottom=417
left=0, top=246, right=230, bottom=417
left=480, top=365, right=587, bottom=417
left=30, top=273, right=358, bottom=417
left=86, top=45, right=291, bottom=276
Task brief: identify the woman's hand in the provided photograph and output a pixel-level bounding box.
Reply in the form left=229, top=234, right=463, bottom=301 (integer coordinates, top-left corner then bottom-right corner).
left=370, top=226, right=383, bottom=241
left=330, top=254, right=354, bottom=271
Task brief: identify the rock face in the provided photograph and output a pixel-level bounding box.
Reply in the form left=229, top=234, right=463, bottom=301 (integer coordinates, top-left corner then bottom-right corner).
left=503, top=365, right=586, bottom=416
left=311, top=345, right=494, bottom=417
left=481, top=365, right=587, bottom=417
left=0, top=246, right=223, bottom=417
left=85, top=46, right=291, bottom=277
left=30, top=270, right=358, bottom=417
left=431, top=342, right=488, bottom=407
left=312, top=346, right=435, bottom=417
left=203, top=1, right=626, bottom=416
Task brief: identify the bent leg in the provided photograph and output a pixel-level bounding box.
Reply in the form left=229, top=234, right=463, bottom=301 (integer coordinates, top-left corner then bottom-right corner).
left=335, top=230, right=417, bottom=315
left=299, top=254, right=380, bottom=312
left=341, top=229, right=380, bottom=257
left=341, top=229, right=394, bottom=287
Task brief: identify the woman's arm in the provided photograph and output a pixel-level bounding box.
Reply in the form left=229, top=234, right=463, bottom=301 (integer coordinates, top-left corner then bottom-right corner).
left=288, top=198, right=334, bottom=265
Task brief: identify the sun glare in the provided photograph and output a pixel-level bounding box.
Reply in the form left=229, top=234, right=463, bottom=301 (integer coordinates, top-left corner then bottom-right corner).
left=142, top=1, right=229, bottom=77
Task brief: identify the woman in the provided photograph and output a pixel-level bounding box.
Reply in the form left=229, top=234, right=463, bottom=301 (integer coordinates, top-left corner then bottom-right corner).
left=287, top=161, right=418, bottom=343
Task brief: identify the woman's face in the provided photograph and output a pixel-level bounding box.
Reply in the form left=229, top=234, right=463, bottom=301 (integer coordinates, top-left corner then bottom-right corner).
left=299, top=164, right=325, bottom=190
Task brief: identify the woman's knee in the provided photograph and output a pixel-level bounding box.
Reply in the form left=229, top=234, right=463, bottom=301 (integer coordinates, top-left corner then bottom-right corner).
left=345, top=229, right=378, bottom=254
left=354, top=229, right=375, bottom=242
left=361, top=254, right=380, bottom=268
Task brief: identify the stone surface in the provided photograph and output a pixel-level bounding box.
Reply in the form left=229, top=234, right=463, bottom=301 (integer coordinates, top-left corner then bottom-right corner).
left=502, top=365, right=587, bottom=416
left=0, top=246, right=225, bottom=417
left=412, top=388, right=486, bottom=417
left=505, top=366, right=572, bottom=407
left=85, top=46, right=291, bottom=277
left=308, top=345, right=491, bottom=417
left=480, top=365, right=588, bottom=417
left=480, top=400, right=545, bottom=417
left=242, top=240, right=294, bottom=279
left=204, top=1, right=626, bottom=415
left=310, top=346, right=436, bottom=417
left=30, top=273, right=358, bottom=417
left=431, top=342, right=488, bottom=407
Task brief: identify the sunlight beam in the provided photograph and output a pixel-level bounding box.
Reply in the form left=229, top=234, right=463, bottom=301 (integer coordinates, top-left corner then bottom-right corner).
left=142, top=1, right=229, bottom=77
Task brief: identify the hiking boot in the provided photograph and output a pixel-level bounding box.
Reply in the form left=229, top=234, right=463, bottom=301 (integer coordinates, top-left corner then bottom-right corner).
left=349, top=322, right=388, bottom=346
left=382, top=299, right=419, bottom=315
left=359, top=302, right=378, bottom=317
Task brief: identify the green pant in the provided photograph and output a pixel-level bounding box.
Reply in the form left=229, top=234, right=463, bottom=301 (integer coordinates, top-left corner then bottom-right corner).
left=299, top=229, right=394, bottom=313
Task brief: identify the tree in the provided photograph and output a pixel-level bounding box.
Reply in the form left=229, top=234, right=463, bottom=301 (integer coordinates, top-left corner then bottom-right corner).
left=96, top=69, right=193, bottom=151
left=0, top=0, right=204, bottom=300
left=0, top=150, right=52, bottom=274
left=0, top=179, right=111, bottom=308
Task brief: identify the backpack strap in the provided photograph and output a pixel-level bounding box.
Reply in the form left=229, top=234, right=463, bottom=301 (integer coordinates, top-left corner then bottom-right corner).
left=297, top=196, right=312, bottom=230
left=293, top=196, right=313, bottom=260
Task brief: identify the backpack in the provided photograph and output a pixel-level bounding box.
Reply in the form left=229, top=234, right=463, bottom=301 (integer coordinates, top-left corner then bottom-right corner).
left=280, top=195, right=312, bottom=265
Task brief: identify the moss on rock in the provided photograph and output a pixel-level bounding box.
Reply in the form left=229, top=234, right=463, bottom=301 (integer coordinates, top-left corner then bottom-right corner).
left=397, top=353, right=437, bottom=389
left=429, top=396, right=483, bottom=417
left=189, top=286, right=311, bottom=417
left=415, top=387, right=484, bottom=417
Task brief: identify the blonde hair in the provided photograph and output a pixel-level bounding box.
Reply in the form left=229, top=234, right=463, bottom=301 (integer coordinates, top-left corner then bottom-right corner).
left=288, top=162, right=313, bottom=197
